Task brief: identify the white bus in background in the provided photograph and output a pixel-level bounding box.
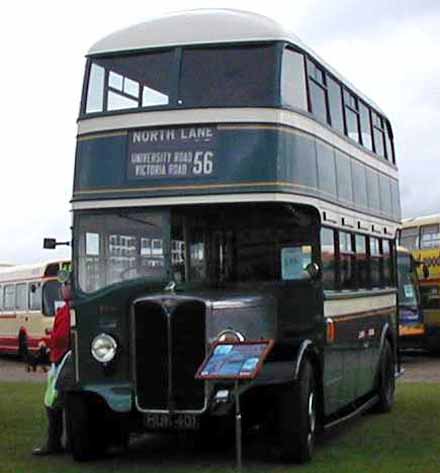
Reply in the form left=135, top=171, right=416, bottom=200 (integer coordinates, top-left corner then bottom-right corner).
left=0, top=261, right=69, bottom=358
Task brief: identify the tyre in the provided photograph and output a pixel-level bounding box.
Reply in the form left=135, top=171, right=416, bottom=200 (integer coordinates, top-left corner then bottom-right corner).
left=278, top=359, right=318, bottom=463
left=65, top=393, right=109, bottom=461
left=374, top=339, right=395, bottom=413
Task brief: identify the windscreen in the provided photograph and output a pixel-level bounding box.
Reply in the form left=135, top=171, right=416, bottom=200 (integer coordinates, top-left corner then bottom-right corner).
left=397, top=252, right=418, bottom=307
left=75, top=204, right=317, bottom=294
left=76, top=210, right=168, bottom=293
left=179, top=45, right=278, bottom=107
left=83, top=44, right=279, bottom=114
left=170, top=205, right=314, bottom=286
left=42, top=281, right=63, bottom=316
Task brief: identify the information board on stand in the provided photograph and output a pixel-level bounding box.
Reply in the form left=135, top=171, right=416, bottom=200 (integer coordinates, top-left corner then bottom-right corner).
left=196, top=340, right=274, bottom=381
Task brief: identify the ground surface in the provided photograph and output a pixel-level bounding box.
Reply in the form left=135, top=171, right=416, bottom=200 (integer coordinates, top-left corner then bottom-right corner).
left=1, top=350, right=439, bottom=383
left=1, top=382, right=440, bottom=473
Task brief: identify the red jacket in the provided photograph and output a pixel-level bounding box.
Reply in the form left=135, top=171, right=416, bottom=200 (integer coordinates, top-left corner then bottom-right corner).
left=49, top=303, right=71, bottom=364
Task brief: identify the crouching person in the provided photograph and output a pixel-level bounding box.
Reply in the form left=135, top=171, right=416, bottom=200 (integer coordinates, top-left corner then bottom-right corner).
left=32, top=274, right=72, bottom=456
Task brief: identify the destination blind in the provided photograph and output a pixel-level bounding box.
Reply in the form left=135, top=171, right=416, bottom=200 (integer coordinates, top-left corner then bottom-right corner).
left=127, top=125, right=217, bottom=180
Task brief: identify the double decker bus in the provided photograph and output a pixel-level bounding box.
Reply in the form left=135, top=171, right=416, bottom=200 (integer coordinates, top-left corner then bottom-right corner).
left=0, top=261, right=69, bottom=357
left=401, top=214, right=440, bottom=351
left=396, top=246, right=424, bottom=348
left=60, top=10, right=400, bottom=463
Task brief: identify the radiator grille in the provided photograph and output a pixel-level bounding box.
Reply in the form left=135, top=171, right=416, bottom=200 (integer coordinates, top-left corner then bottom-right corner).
left=134, top=298, right=206, bottom=411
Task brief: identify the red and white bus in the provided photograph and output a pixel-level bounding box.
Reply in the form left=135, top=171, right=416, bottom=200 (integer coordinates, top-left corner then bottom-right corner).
left=0, top=261, right=69, bottom=357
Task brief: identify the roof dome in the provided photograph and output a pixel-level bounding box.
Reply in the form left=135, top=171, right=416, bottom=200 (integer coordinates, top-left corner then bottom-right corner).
left=89, top=9, right=303, bottom=55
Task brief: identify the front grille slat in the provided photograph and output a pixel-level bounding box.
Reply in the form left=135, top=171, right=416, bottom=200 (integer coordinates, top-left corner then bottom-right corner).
left=135, top=302, right=168, bottom=409
left=134, top=298, right=206, bottom=412
left=172, top=301, right=206, bottom=410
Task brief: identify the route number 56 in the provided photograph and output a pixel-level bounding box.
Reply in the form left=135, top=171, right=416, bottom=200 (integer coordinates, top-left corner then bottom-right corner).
left=192, top=151, right=214, bottom=175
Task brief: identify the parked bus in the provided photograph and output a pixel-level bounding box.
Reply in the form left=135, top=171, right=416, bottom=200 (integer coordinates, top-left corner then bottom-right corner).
left=54, top=10, right=400, bottom=463
left=397, top=246, right=424, bottom=348
left=0, top=261, right=69, bottom=357
left=401, top=214, right=440, bottom=351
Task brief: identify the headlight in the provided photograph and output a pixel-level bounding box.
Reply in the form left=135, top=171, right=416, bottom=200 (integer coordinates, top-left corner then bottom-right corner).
left=217, top=329, right=245, bottom=343
left=91, top=333, right=117, bottom=363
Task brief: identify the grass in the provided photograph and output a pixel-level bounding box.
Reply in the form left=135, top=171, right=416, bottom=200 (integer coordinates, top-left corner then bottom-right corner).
left=1, top=382, right=440, bottom=473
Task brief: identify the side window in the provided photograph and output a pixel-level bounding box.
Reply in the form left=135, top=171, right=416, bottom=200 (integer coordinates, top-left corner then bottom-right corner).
left=420, top=224, right=440, bottom=249
left=372, top=112, right=386, bottom=159
left=29, top=281, right=42, bottom=311
left=339, top=231, right=355, bottom=290
left=281, top=49, right=307, bottom=110
left=321, top=228, right=336, bottom=290
left=383, top=239, right=393, bottom=286
left=16, top=283, right=27, bottom=311
left=0, top=285, right=3, bottom=311
left=379, top=175, right=393, bottom=218
left=352, top=160, right=368, bottom=209
left=359, top=101, right=373, bottom=151
left=4, top=285, right=15, bottom=311
left=327, top=76, right=344, bottom=133
left=343, top=90, right=360, bottom=143
left=366, top=169, right=381, bottom=212
left=307, top=59, right=328, bottom=124
left=356, top=235, right=369, bottom=289
left=420, top=286, right=440, bottom=309
left=370, top=237, right=383, bottom=287
left=384, top=120, right=395, bottom=164
left=400, top=227, right=419, bottom=250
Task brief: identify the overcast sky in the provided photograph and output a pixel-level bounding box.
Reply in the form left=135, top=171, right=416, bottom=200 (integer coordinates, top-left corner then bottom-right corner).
left=0, top=0, right=438, bottom=264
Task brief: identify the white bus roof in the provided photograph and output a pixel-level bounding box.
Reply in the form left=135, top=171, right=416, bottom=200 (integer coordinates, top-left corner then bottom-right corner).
left=402, top=214, right=440, bottom=228
left=88, top=9, right=385, bottom=116
left=0, top=261, right=68, bottom=283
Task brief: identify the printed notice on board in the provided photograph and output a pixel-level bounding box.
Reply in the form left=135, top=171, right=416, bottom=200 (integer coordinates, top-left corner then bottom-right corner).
left=127, top=126, right=217, bottom=180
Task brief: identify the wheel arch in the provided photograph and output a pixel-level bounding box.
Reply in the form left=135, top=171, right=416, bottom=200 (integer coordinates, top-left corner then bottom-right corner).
left=293, top=340, right=324, bottom=420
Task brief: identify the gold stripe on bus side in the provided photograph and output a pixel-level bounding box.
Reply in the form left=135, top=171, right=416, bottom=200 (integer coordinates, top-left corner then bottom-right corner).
left=74, top=181, right=316, bottom=195
left=328, top=306, right=396, bottom=323
left=77, top=131, right=128, bottom=142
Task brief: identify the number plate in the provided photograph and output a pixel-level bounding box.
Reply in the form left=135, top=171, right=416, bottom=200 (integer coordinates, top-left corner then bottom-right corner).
left=143, top=413, right=200, bottom=431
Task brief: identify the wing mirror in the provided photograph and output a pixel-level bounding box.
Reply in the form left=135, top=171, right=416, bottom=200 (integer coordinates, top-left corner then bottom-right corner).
left=43, top=238, right=70, bottom=249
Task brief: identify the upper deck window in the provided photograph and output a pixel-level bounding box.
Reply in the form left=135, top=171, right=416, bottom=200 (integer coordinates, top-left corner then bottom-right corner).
left=84, top=50, right=174, bottom=114
left=327, top=76, right=344, bottom=133
left=421, top=224, right=440, bottom=249
left=343, top=90, right=360, bottom=143
left=359, top=101, right=373, bottom=151
left=400, top=227, right=419, bottom=250
left=83, top=45, right=278, bottom=114
left=372, top=112, right=386, bottom=159
left=281, top=49, right=307, bottom=110
left=179, top=45, right=277, bottom=107
left=307, top=59, right=328, bottom=124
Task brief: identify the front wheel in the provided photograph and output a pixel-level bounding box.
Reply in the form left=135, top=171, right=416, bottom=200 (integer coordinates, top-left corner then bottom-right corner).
left=65, top=393, right=110, bottom=461
left=278, top=359, right=318, bottom=463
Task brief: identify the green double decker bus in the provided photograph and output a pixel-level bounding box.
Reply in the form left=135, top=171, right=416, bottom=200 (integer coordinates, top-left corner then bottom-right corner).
left=60, top=9, right=401, bottom=463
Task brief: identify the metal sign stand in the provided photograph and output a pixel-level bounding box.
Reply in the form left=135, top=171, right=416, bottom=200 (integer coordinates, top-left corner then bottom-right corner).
left=234, top=380, right=242, bottom=471
left=195, top=340, right=275, bottom=471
